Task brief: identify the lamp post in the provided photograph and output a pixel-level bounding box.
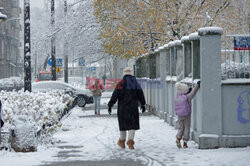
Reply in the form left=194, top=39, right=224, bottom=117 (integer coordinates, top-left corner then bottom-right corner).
left=24, top=0, right=32, bottom=92
left=51, top=0, right=56, bottom=81
left=64, top=0, right=68, bottom=83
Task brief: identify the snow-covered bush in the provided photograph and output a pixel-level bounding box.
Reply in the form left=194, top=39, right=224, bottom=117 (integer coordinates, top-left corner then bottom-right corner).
left=9, top=115, right=37, bottom=152
left=221, top=60, right=250, bottom=80
left=0, top=90, right=74, bottom=145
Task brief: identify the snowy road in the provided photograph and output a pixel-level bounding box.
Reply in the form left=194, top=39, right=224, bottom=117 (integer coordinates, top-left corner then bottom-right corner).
left=1, top=103, right=250, bottom=166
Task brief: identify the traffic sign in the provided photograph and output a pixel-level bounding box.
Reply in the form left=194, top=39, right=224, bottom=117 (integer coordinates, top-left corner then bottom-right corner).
left=56, top=67, right=61, bottom=72
left=86, top=67, right=96, bottom=71
left=48, top=58, right=63, bottom=66
left=79, top=57, right=85, bottom=66
left=234, top=36, right=250, bottom=50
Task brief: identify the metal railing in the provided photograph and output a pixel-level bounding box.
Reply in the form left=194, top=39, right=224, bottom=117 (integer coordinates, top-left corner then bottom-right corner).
left=221, top=35, right=250, bottom=80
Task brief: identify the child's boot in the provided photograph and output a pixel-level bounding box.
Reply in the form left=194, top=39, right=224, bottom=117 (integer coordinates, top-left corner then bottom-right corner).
left=176, top=137, right=182, bottom=148
left=117, top=139, right=126, bottom=149
left=183, top=141, right=188, bottom=148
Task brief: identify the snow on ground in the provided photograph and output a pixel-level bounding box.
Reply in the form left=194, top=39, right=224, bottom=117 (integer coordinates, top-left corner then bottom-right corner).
left=1, top=106, right=250, bottom=166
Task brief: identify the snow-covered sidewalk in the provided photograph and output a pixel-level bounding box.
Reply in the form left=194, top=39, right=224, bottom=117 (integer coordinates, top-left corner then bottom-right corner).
left=1, top=107, right=250, bottom=166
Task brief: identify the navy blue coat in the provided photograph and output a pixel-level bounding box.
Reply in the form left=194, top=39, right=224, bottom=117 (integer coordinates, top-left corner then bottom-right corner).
left=108, top=75, right=146, bottom=131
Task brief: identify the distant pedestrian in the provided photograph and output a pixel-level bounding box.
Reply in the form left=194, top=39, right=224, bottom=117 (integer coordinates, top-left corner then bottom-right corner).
left=108, top=67, right=146, bottom=150
left=174, top=81, right=200, bottom=148
left=90, top=78, right=105, bottom=115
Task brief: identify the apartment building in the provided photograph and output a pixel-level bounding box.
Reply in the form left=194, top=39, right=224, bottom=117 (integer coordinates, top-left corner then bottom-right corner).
left=0, top=0, right=21, bottom=79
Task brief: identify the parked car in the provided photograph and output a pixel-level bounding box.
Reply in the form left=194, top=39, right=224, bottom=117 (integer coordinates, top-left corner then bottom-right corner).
left=32, top=81, right=93, bottom=107
left=0, top=78, right=15, bottom=91
left=0, top=77, right=24, bottom=91
left=9, top=77, right=24, bottom=90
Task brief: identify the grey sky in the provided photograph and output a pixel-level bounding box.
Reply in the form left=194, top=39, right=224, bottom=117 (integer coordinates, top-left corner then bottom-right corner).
left=30, top=0, right=43, bottom=8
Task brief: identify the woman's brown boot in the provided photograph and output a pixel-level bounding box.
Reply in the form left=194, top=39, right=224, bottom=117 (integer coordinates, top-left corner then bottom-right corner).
left=117, top=139, right=126, bottom=149
left=126, top=140, right=135, bottom=150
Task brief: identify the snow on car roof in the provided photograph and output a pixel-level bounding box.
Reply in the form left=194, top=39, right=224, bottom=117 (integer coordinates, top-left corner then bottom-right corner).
left=32, top=81, right=75, bottom=90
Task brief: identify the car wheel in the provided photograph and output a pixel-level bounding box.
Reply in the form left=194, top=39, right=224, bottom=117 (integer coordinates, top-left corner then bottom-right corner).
left=77, top=96, right=86, bottom=107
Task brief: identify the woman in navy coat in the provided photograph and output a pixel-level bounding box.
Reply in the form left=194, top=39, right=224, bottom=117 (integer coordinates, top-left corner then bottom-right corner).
left=108, top=67, right=146, bottom=150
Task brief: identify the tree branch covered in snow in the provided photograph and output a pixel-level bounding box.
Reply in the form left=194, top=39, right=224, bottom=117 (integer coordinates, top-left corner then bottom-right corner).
left=31, top=0, right=110, bottom=74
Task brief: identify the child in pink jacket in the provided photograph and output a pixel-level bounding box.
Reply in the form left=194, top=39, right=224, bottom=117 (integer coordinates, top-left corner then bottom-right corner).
left=174, top=81, right=200, bottom=148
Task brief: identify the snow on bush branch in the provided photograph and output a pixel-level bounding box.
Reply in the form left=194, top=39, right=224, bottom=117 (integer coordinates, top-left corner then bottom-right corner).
left=0, top=90, right=73, bottom=135
left=221, top=60, right=250, bottom=79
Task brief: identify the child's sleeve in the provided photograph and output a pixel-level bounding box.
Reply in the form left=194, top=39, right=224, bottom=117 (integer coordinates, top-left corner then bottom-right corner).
left=187, top=84, right=200, bottom=103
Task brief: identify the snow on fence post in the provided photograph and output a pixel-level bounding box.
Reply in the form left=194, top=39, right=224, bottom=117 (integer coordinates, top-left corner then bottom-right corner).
left=198, top=27, right=223, bottom=149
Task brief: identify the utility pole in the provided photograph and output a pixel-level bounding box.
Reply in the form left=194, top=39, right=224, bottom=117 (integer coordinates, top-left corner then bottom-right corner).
left=24, top=0, right=31, bottom=92
left=51, top=0, right=56, bottom=80
left=64, top=0, right=68, bottom=83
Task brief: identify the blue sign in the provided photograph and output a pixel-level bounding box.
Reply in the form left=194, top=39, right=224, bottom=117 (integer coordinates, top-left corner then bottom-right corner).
left=86, top=67, right=96, bottom=71
left=79, top=57, right=85, bottom=66
left=48, top=58, right=63, bottom=67
left=234, top=36, right=250, bottom=50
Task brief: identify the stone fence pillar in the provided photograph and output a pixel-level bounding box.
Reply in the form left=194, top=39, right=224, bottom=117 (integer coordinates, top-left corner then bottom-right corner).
left=189, top=32, right=201, bottom=142
left=159, top=46, right=167, bottom=119
left=167, top=41, right=175, bottom=126
left=198, top=27, right=223, bottom=149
